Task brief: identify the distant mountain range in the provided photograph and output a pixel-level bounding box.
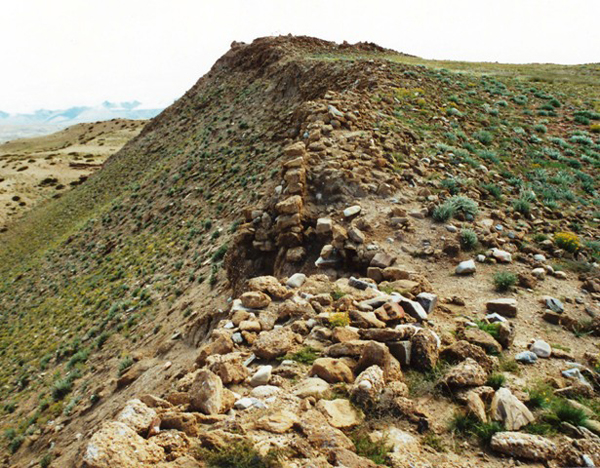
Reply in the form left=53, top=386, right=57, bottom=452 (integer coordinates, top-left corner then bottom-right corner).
left=0, top=101, right=163, bottom=142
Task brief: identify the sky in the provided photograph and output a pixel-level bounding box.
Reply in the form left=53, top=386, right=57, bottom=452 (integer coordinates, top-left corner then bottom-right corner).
left=1, top=0, right=598, bottom=114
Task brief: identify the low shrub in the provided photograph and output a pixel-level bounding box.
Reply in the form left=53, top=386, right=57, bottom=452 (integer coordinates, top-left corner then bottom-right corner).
left=554, top=232, right=580, bottom=253
left=493, top=271, right=517, bottom=292
left=459, top=229, right=478, bottom=250
left=350, top=429, right=392, bottom=465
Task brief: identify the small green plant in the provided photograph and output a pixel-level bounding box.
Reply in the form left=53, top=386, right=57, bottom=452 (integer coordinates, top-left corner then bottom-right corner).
left=512, top=198, right=531, bottom=215
left=475, top=321, right=501, bottom=340
left=448, top=196, right=479, bottom=219
left=331, top=289, right=346, bottom=301
left=545, top=399, right=588, bottom=428
left=524, top=422, right=555, bottom=436
left=196, top=438, right=281, bottom=468
left=350, top=430, right=392, bottom=465
left=9, top=435, right=24, bottom=454
left=474, top=130, right=494, bottom=145
left=118, top=356, right=134, bottom=376
left=432, top=203, right=455, bottom=222
left=486, top=373, right=506, bottom=390
left=422, top=432, right=446, bottom=452
left=498, top=357, right=519, bottom=374
left=51, top=378, right=73, bottom=401
left=280, top=346, right=320, bottom=365
left=40, top=452, right=53, bottom=468
left=493, top=271, right=517, bottom=292
left=526, top=382, right=555, bottom=409
left=459, top=229, right=478, bottom=250
left=449, top=413, right=503, bottom=445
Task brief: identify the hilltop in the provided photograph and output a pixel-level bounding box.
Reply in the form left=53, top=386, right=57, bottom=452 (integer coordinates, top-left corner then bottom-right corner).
left=0, top=36, right=598, bottom=468
left=0, top=119, right=147, bottom=227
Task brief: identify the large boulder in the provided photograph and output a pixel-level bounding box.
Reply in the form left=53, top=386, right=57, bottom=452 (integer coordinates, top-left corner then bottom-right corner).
left=490, top=432, right=556, bottom=461
left=490, top=388, right=535, bottom=430
left=252, top=328, right=297, bottom=360
left=82, top=421, right=165, bottom=468
left=189, top=370, right=234, bottom=415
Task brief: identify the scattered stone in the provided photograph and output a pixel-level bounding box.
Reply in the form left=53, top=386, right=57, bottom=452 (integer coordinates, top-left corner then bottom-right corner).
left=247, top=276, right=290, bottom=300
left=317, top=399, right=361, bottom=429
left=250, top=365, right=272, bottom=387
left=533, top=254, right=546, bottom=262
left=490, top=432, right=556, bottom=461
left=532, top=268, right=546, bottom=280
left=464, top=327, right=502, bottom=355
left=440, top=340, right=495, bottom=372
left=351, top=365, right=385, bottom=405
left=256, top=410, right=299, bottom=433
left=486, top=298, right=517, bottom=318
left=411, top=331, right=439, bottom=371
left=442, top=358, right=487, bottom=388
left=456, top=260, right=476, bottom=275
left=293, top=377, right=331, bottom=399
left=207, top=353, right=249, bottom=384
left=348, top=276, right=376, bottom=291
left=546, top=297, right=564, bottom=313
left=515, top=351, right=538, bottom=364
left=490, top=388, right=535, bottom=430
left=466, top=391, right=488, bottom=422
left=393, top=295, right=427, bottom=321
left=310, top=358, right=355, bottom=383
left=286, top=273, right=306, bottom=288
left=355, top=341, right=403, bottom=382
left=370, top=252, right=396, bottom=269
left=530, top=340, right=551, bottom=358
left=416, top=292, right=437, bottom=314
left=189, top=370, right=233, bottom=415
left=491, top=248, right=512, bottom=263
left=344, top=205, right=362, bottom=217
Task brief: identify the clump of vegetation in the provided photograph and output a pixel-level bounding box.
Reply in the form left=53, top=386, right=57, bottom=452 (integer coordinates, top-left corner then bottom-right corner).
left=196, top=439, right=282, bottom=468
left=476, top=321, right=501, bottom=341
left=498, top=357, right=519, bottom=374
left=432, top=203, right=455, bottom=222
left=474, top=130, right=494, bottom=145
left=328, top=312, right=350, bottom=328
left=280, top=346, right=320, bottom=365
left=448, top=196, right=479, bottom=219
left=493, top=271, right=517, bottom=292
left=51, top=378, right=73, bottom=401
left=350, top=430, right=392, bottom=465
left=459, top=229, right=478, bottom=250
left=486, top=373, right=506, bottom=390
left=526, top=381, right=555, bottom=409
left=449, top=412, right=503, bottom=445
left=545, top=399, right=588, bottom=428
left=512, top=198, right=531, bottom=215
left=117, top=356, right=134, bottom=376
left=331, top=289, right=346, bottom=301
left=554, top=231, right=580, bottom=253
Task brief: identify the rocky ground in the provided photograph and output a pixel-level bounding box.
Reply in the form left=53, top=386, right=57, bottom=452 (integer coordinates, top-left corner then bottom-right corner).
left=0, top=36, right=598, bottom=467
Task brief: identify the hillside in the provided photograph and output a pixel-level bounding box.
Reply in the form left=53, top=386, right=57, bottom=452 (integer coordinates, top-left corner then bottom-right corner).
left=0, top=36, right=599, bottom=468
left=0, top=119, right=147, bottom=227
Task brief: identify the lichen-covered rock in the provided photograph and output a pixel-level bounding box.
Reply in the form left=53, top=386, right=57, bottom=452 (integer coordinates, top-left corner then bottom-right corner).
left=351, top=365, right=385, bottom=405
left=82, top=421, right=165, bottom=468
left=490, top=432, right=556, bottom=461
left=252, top=327, right=297, bottom=360
left=410, top=330, right=439, bottom=371
left=441, top=358, right=487, bottom=388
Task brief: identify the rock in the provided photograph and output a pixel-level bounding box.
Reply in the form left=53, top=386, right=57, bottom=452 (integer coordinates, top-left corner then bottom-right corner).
left=249, top=365, right=272, bottom=387
left=383, top=267, right=410, bottom=280
left=456, top=260, right=476, bottom=275
left=326, top=340, right=369, bottom=358
left=490, top=388, right=535, bottom=430
left=491, top=248, right=512, bottom=263
left=495, top=321, right=516, bottom=349
left=331, top=449, right=378, bottom=468
left=333, top=326, right=360, bottom=343
left=240, top=291, right=271, bottom=309
left=533, top=254, right=546, bottom=262
left=416, top=292, right=437, bottom=314
left=464, top=327, right=502, bottom=355
left=486, top=298, right=517, bottom=318
left=116, top=363, right=149, bottom=389
left=442, top=358, right=487, bottom=388
left=299, top=409, right=355, bottom=453
left=371, top=252, right=395, bottom=268
left=277, top=297, right=314, bottom=320
left=82, top=421, right=165, bottom=468
left=349, top=309, right=386, bottom=328
left=373, top=301, right=407, bottom=322
left=316, top=217, right=333, bottom=235
left=555, top=271, right=568, bottom=280
left=249, top=385, right=281, bottom=398
left=351, top=365, right=385, bottom=405
left=530, top=340, right=551, bottom=358
left=252, top=328, right=297, bottom=360
left=247, top=276, right=290, bottom=300
left=532, top=268, right=546, bottom=280
left=546, top=297, right=564, bottom=313
left=151, top=431, right=191, bottom=463
left=275, top=195, right=303, bottom=214
left=286, top=273, right=306, bottom=288
left=189, top=370, right=233, bottom=415
left=343, top=205, right=362, bottom=217
left=317, top=399, right=361, bottom=429
left=116, top=399, right=159, bottom=436
left=234, top=397, right=262, bottom=410
left=392, top=295, right=427, bottom=321
left=310, top=358, right=355, bottom=383
left=490, top=432, right=556, bottom=461
left=371, top=427, right=420, bottom=454
left=387, top=341, right=412, bottom=366
left=293, top=377, right=330, bottom=399
left=348, top=276, right=377, bottom=291
left=440, top=340, right=495, bottom=372
left=207, top=353, right=249, bottom=384
left=359, top=328, right=407, bottom=342
left=466, top=391, right=487, bottom=422
left=355, top=341, right=403, bottom=382
left=239, top=320, right=261, bottom=332
left=256, top=410, right=299, bottom=433
left=348, top=226, right=366, bottom=244
left=195, top=332, right=234, bottom=367
left=411, top=331, right=439, bottom=371
left=515, top=351, right=538, bottom=364
left=159, top=412, right=202, bottom=437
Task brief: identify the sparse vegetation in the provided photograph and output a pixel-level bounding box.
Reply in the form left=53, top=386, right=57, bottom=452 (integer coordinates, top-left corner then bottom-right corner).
left=493, top=271, right=517, bottom=291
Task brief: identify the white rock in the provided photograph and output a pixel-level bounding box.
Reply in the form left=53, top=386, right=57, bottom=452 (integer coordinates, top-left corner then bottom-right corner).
left=250, top=385, right=282, bottom=398
left=234, top=397, right=257, bottom=410
left=530, top=340, right=551, bottom=358
left=456, top=259, right=476, bottom=275
left=250, top=365, right=272, bottom=387
left=343, top=205, right=361, bottom=217
left=491, top=248, right=512, bottom=263
left=532, top=268, right=546, bottom=279
left=286, top=273, right=307, bottom=288
left=533, top=254, right=546, bottom=262
left=476, top=254, right=486, bottom=263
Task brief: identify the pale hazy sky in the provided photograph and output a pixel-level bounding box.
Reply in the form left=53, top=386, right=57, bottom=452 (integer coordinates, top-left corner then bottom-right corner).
left=1, top=0, right=598, bottom=113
